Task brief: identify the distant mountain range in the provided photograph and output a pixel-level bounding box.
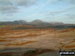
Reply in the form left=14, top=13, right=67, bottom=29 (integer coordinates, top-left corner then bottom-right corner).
left=0, top=20, right=64, bottom=25
left=0, top=20, right=75, bottom=29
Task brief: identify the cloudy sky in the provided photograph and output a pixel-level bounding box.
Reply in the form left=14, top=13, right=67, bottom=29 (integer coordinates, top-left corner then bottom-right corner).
left=0, top=0, right=75, bottom=24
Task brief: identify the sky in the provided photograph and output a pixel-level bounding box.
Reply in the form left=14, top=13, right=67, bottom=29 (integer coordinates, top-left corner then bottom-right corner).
left=0, top=0, right=75, bottom=24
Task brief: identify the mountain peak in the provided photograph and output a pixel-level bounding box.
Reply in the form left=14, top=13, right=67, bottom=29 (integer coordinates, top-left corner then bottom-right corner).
left=32, top=19, right=43, bottom=23
left=30, top=19, right=45, bottom=24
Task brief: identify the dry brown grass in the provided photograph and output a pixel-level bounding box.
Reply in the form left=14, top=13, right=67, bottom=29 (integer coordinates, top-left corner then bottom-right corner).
left=56, top=28, right=75, bottom=38
left=0, top=25, right=75, bottom=51
left=0, top=52, right=13, bottom=56
left=0, top=39, right=12, bottom=42
left=0, top=26, right=56, bottom=39
left=5, top=41, right=36, bottom=46
left=64, top=45, right=75, bottom=49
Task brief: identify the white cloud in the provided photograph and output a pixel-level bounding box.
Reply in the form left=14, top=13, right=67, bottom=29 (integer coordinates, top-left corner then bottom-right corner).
left=14, top=0, right=36, bottom=6
left=0, top=0, right=37, bottom=14
left=0, top=0, right=75, bottom=14
left=0, top=0, right=18, bottom=14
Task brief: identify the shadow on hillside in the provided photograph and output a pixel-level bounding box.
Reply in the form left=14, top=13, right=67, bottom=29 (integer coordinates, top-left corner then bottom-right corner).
left=0, top=47, right=58, bottom=56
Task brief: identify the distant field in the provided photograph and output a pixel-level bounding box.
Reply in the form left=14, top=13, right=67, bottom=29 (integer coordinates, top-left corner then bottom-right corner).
left=0, top=25, right=6, bottom=27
